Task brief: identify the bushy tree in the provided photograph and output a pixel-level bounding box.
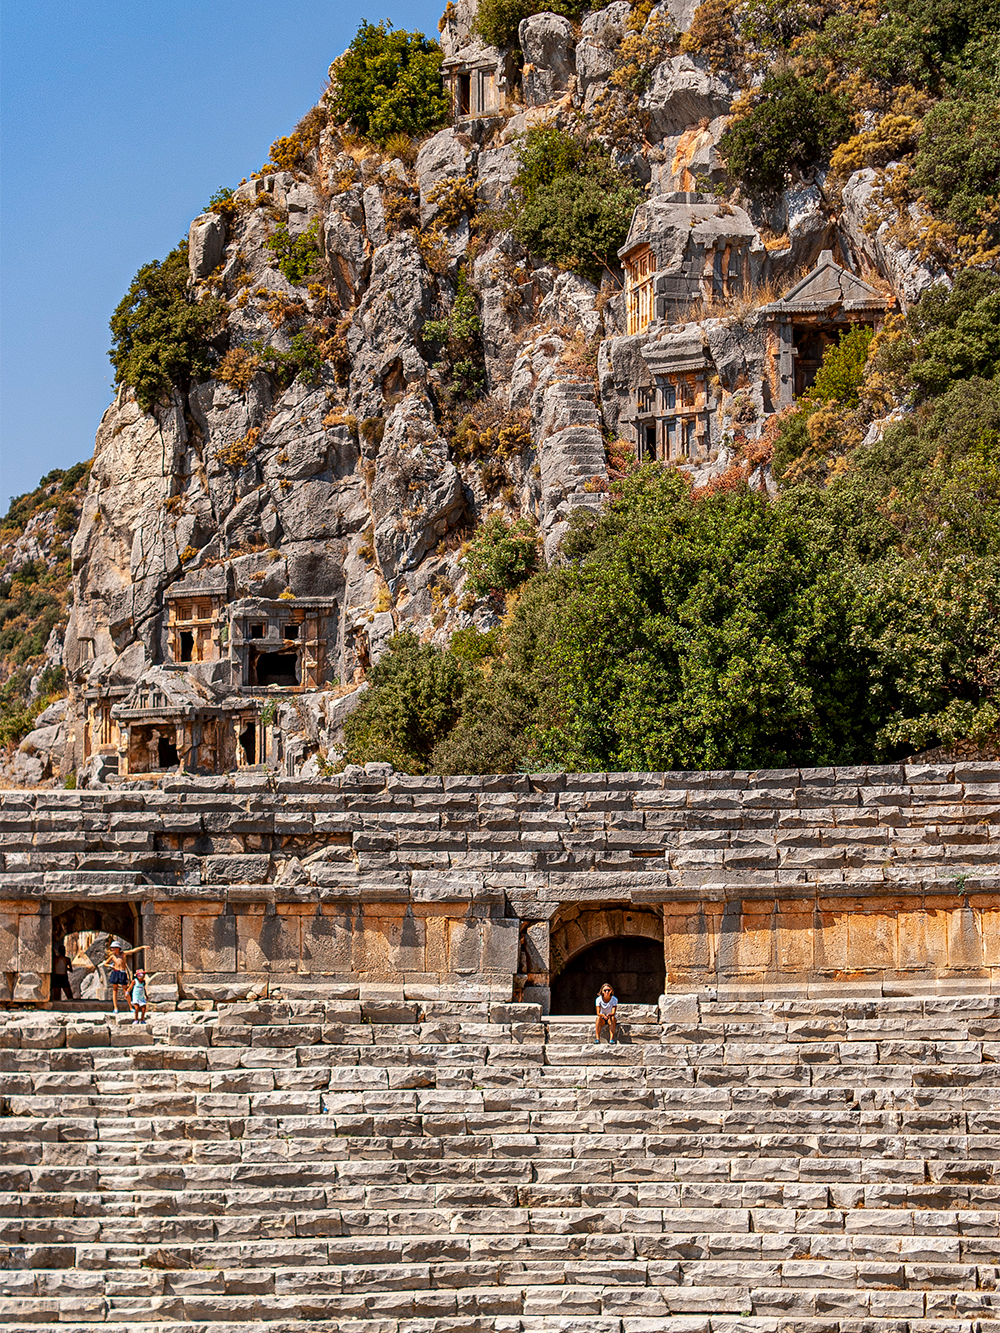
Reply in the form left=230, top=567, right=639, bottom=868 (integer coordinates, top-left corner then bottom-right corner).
left=474, top=0, right=586, bottom=48
left=422, top=269, right=486, bottom=404
left=901, top=271, right=1000, bottom=397
left=461, top=513, right=540, bottom=599
left=806, top=326, right=874, bottom=408
left=719, top=73, right=851, bottom=201
left=265, top=220, right=321, bottom=285
left=910, top=93, right=1000, bottom=239
left=108, top=244, right=226, bottom=412
left=341, top=633, right=469, bottom=772
left=328, top=21, right=449, bottom=145
left=510, top=128, right=641, bottom=282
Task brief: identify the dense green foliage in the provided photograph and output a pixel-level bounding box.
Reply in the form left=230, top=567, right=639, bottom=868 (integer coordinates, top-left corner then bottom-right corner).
left=328, top=21, right=449, bottom=145
left=911, top=93, right=1000, bottom=237
left=473, top=0, right=587, bottom=49
left=265, top=220, right=321, bottom=285
left=342, top=633, right=470, bottom=772
left=898, top=271, right=1000, bottom=398
left=719, top=74, right=851, bottom=202
left=461, top=514, right=540, bottom=599
left=705, top=0, right=1000, bottom=253
left=344, top=446, right=1000, bottom=772
left=806, top=326, right=873, bottom=408
left=422, top=269, right=486, bottom=405
left=108, top=245, right=227, bottom=412
left=509, top=127, right=642, bottom=283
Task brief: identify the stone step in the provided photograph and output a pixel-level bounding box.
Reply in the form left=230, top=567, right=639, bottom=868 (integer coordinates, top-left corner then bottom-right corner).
left=5, top=996, right=1000, bottom=1329
left=2, top=1322, right=996, bottom=1333
left=4, top=1287, right=1000, bottom=1324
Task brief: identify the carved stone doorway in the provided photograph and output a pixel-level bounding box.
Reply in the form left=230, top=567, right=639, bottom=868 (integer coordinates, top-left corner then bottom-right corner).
left=548, top=903, right=665, bottom=1015
left=550, top=935, right=666, bottom=1014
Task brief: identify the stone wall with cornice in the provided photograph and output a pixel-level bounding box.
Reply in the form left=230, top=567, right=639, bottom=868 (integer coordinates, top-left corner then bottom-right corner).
left=2, top=762, right=998, bottom=1005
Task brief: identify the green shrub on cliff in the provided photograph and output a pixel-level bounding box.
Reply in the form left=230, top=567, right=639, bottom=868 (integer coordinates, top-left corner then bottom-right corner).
left=422, top=269, right=486, bottom=404
left=328, top=21, right=450, bottom=145
left=473, top=0, right=586, bottom=48
left=509, top=127, right=642, bottom=283
left=344, top=453, right=1000, bottom=773
left=265, top=220, right=321, bottom=285
left=108, top=244, right=226, bottom=412
left=342, top=633, right=470, bottom=772
left=719, top=73, right=851, bottom=201
left=460, top=514, right=540, bottom=600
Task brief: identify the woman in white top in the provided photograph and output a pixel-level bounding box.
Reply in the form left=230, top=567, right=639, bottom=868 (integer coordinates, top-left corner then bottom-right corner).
left=595, top=984, right=618, bottom=1045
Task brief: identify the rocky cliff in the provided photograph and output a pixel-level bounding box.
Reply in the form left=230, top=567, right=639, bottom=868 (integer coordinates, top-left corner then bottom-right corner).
left=5, top=0, right=986, bottom=786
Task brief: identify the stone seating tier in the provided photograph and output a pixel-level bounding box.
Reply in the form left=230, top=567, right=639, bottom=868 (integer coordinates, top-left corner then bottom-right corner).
left=2, top=993, right=1000, bottom=1332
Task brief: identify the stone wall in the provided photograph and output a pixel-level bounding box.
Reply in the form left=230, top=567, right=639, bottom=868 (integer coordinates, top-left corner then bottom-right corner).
left=1, top=762, right=998, bottom=1007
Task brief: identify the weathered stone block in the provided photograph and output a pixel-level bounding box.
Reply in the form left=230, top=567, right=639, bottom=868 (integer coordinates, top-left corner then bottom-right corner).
left=181, top=911, right=236, bottom=974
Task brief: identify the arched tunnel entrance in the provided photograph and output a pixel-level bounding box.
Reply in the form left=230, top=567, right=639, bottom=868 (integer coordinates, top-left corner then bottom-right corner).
left=550, top=936, right=666, bottom=1014
left=50, top=902, right=141, bottom=1004
left=52, top=902, right=138, bottom=950
left=547, top=904, right=666, bottom=1016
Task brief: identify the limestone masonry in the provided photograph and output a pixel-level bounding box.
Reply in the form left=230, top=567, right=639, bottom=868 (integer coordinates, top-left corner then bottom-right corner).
left=3, top=763, right=1000, bottom=1008
left=4, top=985, right=1000, bottom=1329
left=3, top=763, right=1000, bottom=1330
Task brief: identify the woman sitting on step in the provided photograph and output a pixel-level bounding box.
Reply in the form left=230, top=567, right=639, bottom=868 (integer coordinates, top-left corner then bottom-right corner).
left=595, top=984, right=618, bottom=1045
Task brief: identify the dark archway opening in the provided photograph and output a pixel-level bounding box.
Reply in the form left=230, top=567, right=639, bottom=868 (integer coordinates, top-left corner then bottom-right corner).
left=158, top=736, right=179, bottom=768
left=252, top=650, right=299, bottom=687
left=457, top=73, right=471, bottom=116
left=51, top=902, right=141, bottom=1005
left=239, top=721, right=256, bottom=765
left=179, top=631, right=194, bottom=662
left=550, top=936, right=665, bottom=1015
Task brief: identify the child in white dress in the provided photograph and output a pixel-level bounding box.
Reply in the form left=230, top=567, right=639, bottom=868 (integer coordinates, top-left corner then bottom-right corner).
left=128, top=970, right=148, bottom=1024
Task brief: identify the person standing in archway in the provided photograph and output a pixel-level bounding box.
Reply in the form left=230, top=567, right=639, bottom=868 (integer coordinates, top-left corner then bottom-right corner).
left=50, top=945, right=75, bottom=1003
left=595, top=983, right=618, bottom=1045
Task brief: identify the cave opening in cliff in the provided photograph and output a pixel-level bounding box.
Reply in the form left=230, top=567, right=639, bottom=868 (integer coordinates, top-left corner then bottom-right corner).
left=550, top=936, right=666, bottom=1014
left=252, top=650, right=299, bottom=687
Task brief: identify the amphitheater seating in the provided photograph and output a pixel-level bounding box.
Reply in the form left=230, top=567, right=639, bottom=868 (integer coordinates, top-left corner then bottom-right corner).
left=2, top=992, right=1000, bottom=1332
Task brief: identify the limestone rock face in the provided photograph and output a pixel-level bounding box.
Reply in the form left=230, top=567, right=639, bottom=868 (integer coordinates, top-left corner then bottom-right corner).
left=16, top=698, right=69, bottom=783
left=370, top=395, right=466, bottom=584
left=66, top=389, right=189, bottom=676
left=577, top=2, right=631, bottom=109
left=188, top=213, right=226, bottom=279
left=641, top=56, right=735, bottom=137
left=323, top=191, right=369, bottom=305
left=841, top=168, right=948, bottom=303
left=538, top=272, right=604, bottom=342
left=416, top=129, right=474, bottom=226
left=519, top=13, right=577, bottom=106
left=347, top=235, right=432, bottom=421
left=10, top=3, right=935, bottom=788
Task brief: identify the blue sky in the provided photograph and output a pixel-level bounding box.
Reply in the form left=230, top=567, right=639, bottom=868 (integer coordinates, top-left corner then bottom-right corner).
left=0, top=0, right=438, bottom=511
